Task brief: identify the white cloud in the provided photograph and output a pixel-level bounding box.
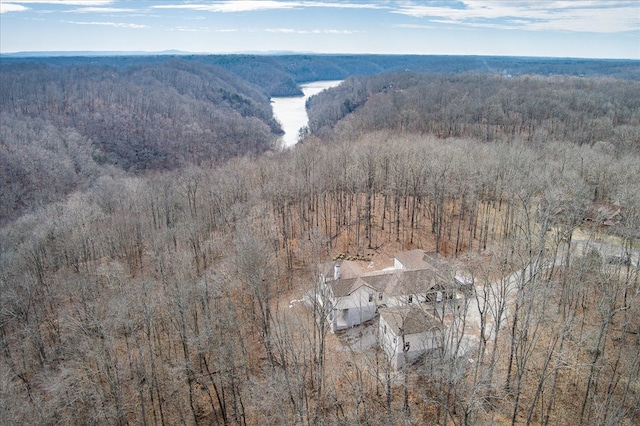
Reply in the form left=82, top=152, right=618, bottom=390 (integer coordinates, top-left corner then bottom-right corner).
left=266, top=27, right=361, bottom=34
left=323, top=29, right=361, bottom=34
left=170, top=26, right=238, bottom=33
left=154, top=1, right=298, bottom=13
left=266, top=28, right=297, bottom=33
left=64, top=20, right=146, bottom=28
left=153, top=0, right=385, bottom=13
left=0, top=3, right=29, bottom=13
left=394, top=23, right=436, bottom=29
left=173, top=26, right=210, bottom=32
left=0, top=0, right=115, bottom=12
left=66, top=7, right=137, bottom=13
left=296, top=1, right=385, bottom=10
left=169, top=26, right=236, bottom=33
left=5, top=0, right=113, bottom=4
left=391, top=0, right=640, bottom=33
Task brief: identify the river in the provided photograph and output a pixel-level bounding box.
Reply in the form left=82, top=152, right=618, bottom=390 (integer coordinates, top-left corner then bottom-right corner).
left=271, top=80, right=343, bottom=147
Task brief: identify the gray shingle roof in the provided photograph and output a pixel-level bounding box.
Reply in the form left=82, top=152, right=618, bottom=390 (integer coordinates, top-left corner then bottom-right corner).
left=331, top=277, right=382, bottom=298
left=382, top=269, right=438, bottom=296
left=321, top=250, right=453, bottom=299
left=319, top=260, right=362, bottom=280
left=394, top=249, right=436, bottom=270
left=380, top=305, right=444, bottom=336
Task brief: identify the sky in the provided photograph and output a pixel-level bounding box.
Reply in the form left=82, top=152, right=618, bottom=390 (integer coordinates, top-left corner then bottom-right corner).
left=0, top=0, right=638, bottom=59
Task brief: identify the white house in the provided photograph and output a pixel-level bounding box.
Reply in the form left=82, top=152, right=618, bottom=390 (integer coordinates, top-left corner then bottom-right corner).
left=318, top=250, right=458, bottom=333
left=378, top=305, right=444, bottom=370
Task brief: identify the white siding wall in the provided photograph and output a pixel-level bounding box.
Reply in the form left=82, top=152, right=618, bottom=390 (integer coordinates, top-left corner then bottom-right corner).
left=330, top=286, right=378, bottom=332
left=378, top=316, right=443, bottom=369
left=394, top=258, right=404, bottom=270
left=378, top=315, right=398, bottom=365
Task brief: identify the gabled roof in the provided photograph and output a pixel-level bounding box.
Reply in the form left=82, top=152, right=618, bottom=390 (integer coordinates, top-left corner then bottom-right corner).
left=383, top=269, right=438, bottom=297
left=380, top=305, right=444, bottom=336
left=321, top=250, right=455, bottom=299
left=331, top=277, right=376, bottom=298
left=328, top=268, right=442, bottom=299
left=394, top=249, right=437, bottom=270
left=359, top=273, right=389, bottom=293
left=319, top=260, right=362, bottom=280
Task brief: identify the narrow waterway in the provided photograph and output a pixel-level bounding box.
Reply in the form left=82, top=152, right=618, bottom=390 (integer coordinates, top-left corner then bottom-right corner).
left=271, top=80, right=343, bottom=148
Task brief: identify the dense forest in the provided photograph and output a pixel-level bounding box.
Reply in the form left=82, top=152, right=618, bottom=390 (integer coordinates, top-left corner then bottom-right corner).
left=1, top=55, right=639, bottom=425
left=3, top=54, right=640, bottom=96
left=0, top=60, right=280, bottom=223
left=307, top=72, right=640, bottom=151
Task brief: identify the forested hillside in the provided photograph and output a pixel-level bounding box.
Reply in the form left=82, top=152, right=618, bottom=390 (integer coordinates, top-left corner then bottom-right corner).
left=307, top=72, right=640, bottom=151
left=0, top=59, right=279, bottom=223
left=1, top=55, right=640, bottom=425
left=4, top=54, right=639, bottom=96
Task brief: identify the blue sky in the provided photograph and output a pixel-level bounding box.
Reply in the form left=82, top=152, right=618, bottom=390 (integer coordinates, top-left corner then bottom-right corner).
left=1, top=1, right=638, bottom=58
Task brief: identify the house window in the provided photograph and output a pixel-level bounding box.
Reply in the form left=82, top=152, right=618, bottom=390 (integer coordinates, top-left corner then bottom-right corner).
left=393, top=337, right=397, bottom=344
left=383, top=325, right=387, bottom=334
left=368, top=293, right=373, bottom=303
left=378, top=293, right=383, bottom=301
left=404, top=342, right=411, bottom=351
left=408, top=295, right=413, bottom=304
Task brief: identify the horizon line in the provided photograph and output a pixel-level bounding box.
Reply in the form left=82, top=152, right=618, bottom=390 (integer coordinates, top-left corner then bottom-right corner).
left=2, top=50, right=639, bottom=61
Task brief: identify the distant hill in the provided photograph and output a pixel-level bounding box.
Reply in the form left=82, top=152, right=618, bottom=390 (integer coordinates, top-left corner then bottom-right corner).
left=3, top=54, right=639, bottom=97
left=0, top=59, right=278, bottom=171
left=1, top=50, right=193, bottom=57
left=0, top=50, right=310, bottom=57
left=307, top=71, right=640, bottom=148
left=0, top=59, right=279, bottom=223
left=1, top=53, right=639, bottom=223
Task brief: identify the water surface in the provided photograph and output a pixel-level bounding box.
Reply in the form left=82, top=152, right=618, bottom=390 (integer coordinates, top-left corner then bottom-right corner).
left=271, top=80, right=343, bottom=147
